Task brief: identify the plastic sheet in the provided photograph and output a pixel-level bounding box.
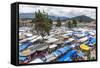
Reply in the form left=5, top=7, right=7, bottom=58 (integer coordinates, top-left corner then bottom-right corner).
left=57, top=50, right=77, bottom=61
left=19, top=42, right=32, bottom=51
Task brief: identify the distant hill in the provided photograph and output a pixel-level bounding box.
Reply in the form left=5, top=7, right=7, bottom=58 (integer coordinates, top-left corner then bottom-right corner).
left=19, top=13, right=94, bottom=22
left=71, top=15, right=94, bottom=22
left=19, top=13, right=34, bottom=19
left=19, top=13, right=69, bottom=21
left=48, top=15, right=69, bottom=21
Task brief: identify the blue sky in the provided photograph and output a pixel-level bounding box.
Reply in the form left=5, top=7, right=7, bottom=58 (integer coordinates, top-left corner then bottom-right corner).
left=19, top=4, right=96, bottom=19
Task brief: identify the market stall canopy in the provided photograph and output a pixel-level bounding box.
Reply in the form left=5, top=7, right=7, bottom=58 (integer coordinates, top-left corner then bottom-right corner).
left=58, top=56, right=72, bottom=62
left=73, top=28, right=87, bottom=32
left=45, top=54, right=55, bottom=60
left=37, top=45, right=48, bottom=51
left=19, top=35, right=38, bottom=43
left=80, top=44, right=90, bottom=51
left=27, top=35, right=38, bottom=40
left=46, top=57, right=56, bottom=62
left=66, top=31, right=73, bottom=33
left=29, top=58, right=43, bottom=63
left=61, top=35, right=69, bottom=39
left=87, top=37, right=96, bottom=46
left=74, top=33, right=86, bottom=38
left=79, top=37, right=88, bottom=42
left=43, top=34, right=55, bottom=39
left=52, top=50, right=62, bottom=57
left=30, top=36, right=42, bottom=43
left=62, top=33, right=72, bottom=37
left=20, top=43, right=48, bottom=56
left=46, top=38, right=59, bottom=43
left=19, top=47, right=36, bottom=56
left=19, top=43, right=22, bottom=46
left=19, top=56, right=28, bottom=61
left=19, top=34, right=26, bottom=40
left=68, top=38, right=74, bottom=42
left=64, top=38, right=74, bottom=44
left=77, top=51, right=85, bottom=58
left=89, top=31, right=95, bottom=36
left=57, top=50, right=77, bottom=62
left=57, top=46, right=71, bottom=54
left=25, top=33, right=33, bottom=37
left=19, top=42, right=32, bottom=51
left=55, top=40, right=64, bottom=45
left=46, top=46, right=71, bottom=61
left=19, top=29, right=25, bottom=32
left=19, top=38, right=28, bottom=43
left=49, top=44, right=57, bottom=49
left=20, top=49, right=31, bottom=56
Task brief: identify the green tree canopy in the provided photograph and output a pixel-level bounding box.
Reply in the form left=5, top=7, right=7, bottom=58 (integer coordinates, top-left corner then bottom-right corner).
left=56, top=17, right=61, bottom=27
left=67, top=21, right=72, bottom=28
left=72, top=19, right=78, bottom=27
left=33, top=10, right=52, bottom=37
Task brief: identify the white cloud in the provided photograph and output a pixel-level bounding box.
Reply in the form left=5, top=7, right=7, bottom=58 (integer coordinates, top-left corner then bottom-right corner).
left=19, top=4, right=96, bottom=19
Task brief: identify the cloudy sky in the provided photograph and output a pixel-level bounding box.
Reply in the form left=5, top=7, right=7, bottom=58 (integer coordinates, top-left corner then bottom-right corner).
left=19, top=4, right=96, bottom=19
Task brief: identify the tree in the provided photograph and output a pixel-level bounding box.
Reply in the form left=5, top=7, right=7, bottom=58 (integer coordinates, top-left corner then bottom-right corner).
left=56, top=17, right=61, bottom=27
left=67, top=21, right=72, bottom=29
left=72, top=19, right=78, bottom=27
left=33, top=10, right=52, bottom=38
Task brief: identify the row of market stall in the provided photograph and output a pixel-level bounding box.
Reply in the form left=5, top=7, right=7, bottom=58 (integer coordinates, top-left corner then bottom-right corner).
left=19, top=27, right=96, bottom=64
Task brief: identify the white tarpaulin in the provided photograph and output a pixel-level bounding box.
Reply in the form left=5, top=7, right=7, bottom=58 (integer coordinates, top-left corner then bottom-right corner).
left=79, top=37, right=88, bottom=42
left=29, top=58, right=43, bottom=63
left=46, top=38, right=59, bottom=43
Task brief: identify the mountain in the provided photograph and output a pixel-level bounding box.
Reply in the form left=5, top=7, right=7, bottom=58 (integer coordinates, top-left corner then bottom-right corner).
left=71, top=15, right=94, bottom=22
left=19, top=13, right=94, bottom=22
left=19, top=13, right=69, bottom=21
left=19, top=13, right=34, bottom=19
left=48, top=15, right=69, bottom=21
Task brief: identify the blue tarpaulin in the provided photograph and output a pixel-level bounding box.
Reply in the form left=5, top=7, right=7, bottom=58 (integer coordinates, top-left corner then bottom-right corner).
left=64, top=41, right=72, bottom=44
left=57, top=50, right=77, bottom=62
left=19, top=56, right=28, bottom=61
left=19, top=42, right=32, bottom=51
left=52, top=50, right=62, bottom=57
left=87, top=37, right=96, bottom=46
left=52, top=46, right=71, bottom=57
left=58, top=55, right=72, bottom=62
left=77, top=51, right=84, bottom=57
left=57, top=46, right=71, bottom=54
left=91, top=38, right=96, bottom=44
left=63, top=57, right=72, bottom=61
